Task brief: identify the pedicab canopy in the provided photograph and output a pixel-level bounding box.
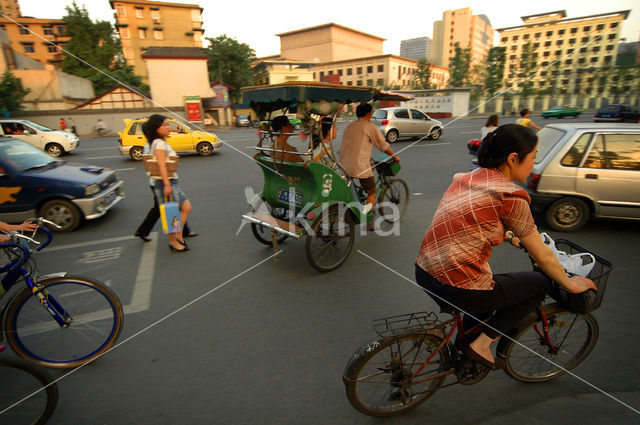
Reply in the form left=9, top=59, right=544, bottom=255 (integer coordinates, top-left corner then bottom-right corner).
left=241, top=81, right=413, bottom=116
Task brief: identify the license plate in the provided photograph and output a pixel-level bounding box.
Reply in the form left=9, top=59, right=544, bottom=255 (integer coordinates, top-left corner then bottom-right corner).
left=277, top=189, right=303, bottom=207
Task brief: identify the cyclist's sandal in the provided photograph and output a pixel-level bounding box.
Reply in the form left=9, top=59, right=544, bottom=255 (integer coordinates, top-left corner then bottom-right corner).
left=464, top=345, right=505, bottom=370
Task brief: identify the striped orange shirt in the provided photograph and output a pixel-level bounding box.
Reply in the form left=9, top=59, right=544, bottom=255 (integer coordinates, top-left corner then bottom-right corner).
left=416, top=168, right=537, bottom=290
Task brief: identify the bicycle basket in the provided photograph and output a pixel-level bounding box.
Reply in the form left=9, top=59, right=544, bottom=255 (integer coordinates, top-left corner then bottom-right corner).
left=549, top=239, right=613, bottom=314
left=374, top=153, right=401, bottom=176
left=372, top=311, right=440, bottom=338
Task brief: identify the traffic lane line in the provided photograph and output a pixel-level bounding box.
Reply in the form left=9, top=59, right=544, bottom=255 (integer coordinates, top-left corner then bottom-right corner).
left=410, top=142, right=451, bottom=147
left=84, top=155, right=124, bottom=160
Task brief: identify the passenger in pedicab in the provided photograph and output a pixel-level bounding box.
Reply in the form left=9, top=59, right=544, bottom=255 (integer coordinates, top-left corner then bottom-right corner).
left=271, top=115, right=303, bottom=163
left=311, top=116, right=337, bottom=162
left=338, top=103, right=400, bottom=214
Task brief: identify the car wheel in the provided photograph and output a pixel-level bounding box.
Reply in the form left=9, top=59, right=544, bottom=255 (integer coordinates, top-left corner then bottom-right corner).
left=45, top=143, right=64, bottom=157
left=386, top=129, right=399, bottom=143
left=545, top=197, right=590, bottom=232
left=429, top=127, right=441, bottom=140
left=129, top=146, right=144, bottom=161
left=40, top=199, right=82, bottom=232
left=196, top=141, right=213, bottom=156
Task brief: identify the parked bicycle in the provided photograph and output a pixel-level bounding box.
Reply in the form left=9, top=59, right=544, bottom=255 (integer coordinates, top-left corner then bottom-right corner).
left=0, top=218, right=124, bottom=368
left=0, top=344, right=58, bottom=424
left=342, top=239, right=612, bottom=417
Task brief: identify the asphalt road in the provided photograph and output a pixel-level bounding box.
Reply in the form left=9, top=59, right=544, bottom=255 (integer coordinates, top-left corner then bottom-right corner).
left=3, top=114, right=640, bottom=424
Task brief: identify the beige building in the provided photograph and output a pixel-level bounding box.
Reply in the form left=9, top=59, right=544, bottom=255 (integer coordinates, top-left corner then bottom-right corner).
left=0, top=0, right=21, bottom=19
left=252, top=58, right=315, bottom=86
left=0, top=17, right=69, bottom=67
left=431, top=8, right=493, bottom=69
left=277, top=23, right=384, bottom=63
left=110, top=0, right=204, bottom=81
left=497, top=10, right=630, bottom=95
left=309, top=55, right=418, bottom=89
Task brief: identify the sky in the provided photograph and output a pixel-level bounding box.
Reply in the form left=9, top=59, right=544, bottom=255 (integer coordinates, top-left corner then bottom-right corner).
left=18, top=0, right=639, bottom=58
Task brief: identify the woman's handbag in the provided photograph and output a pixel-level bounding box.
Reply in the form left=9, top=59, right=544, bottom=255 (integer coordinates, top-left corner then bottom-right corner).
left=159, top=196, right=182, bottom=234
left=142, top=154, right=179, bottom=179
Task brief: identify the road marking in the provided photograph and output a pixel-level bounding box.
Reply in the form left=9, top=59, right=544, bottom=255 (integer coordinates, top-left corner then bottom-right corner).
left=115, top=167, right=136, bottom=172
left=411, top=142, right=451, bottom=147
left=78, top=147, right=118, bottom=151
left=46, top=235, right=136, bottom=252
left=85, top=155, right=123, bottom=160
left=460, top=131, right=479, bottom=134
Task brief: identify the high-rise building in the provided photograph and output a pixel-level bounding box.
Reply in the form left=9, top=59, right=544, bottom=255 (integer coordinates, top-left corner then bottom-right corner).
left=400, top=37, right=431, bottom=61
left=0, top=0, right=21, bottom=19
left=110, top=0, right=204, bottom=81
left=431, top=7, right=493, bottom=69
left=497, top=10, right=630, bottom=95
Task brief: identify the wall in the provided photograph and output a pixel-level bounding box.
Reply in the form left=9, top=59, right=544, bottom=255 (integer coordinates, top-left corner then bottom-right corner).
left=145, top=58, right=214, bottom=107
left=13, top=67, right=94, bottom=110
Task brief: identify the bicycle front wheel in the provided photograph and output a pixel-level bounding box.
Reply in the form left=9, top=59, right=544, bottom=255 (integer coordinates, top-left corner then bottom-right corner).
left=0, top=358, right=59, bottom=424
left=4, top=276, right=124, bottom=368
left=343, top=333, right=449, bottom=417
left=377, top=179, right=409, bottom=223
left=499, top=304, right=598, bottom=383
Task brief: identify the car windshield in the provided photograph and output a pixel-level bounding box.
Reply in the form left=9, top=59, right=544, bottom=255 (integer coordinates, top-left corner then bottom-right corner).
left=535, top=127, right=567, bottom=164
left=0, top=140, right=58, bottom=171
left=238, top=114, right=249, bottom=119
left=372, top=110, right=387, bottom=119
left=22, top=120, right=53, bottom=131
left=600, top=105, right=618, bottom=112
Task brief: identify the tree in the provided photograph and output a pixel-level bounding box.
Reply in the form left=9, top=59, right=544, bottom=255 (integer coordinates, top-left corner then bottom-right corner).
left=483, top=46, right=506, bottom=98
left=204, top=35, right=256, bottom=104
left=0, top=70, right=30, bottom=112
left=61, top=1, right=147, bottom=95
left=517, top=42, right=537, bottom=98
left=448, top=43, right=471, bottom=87
left=412, top=58, right=431, bottom=89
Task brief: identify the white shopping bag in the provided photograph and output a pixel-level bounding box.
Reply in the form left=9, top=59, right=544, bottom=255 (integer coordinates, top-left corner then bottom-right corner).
left=540, top=233, right=595, bottom=277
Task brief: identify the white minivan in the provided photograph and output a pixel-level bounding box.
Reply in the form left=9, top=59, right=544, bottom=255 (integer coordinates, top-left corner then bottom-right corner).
left=0, top=119, right=79, bottom=157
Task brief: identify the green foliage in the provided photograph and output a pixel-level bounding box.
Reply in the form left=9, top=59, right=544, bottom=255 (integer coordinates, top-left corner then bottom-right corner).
left=0, top=70, right=30, bottom=112
left=449, top=43, right=471, bottom=87
left=412, top=58, right=431, bottom=89
left=61, top=1, right=145, bottom=95
left=483, top=47, right=506, bottom=98
left=204, top=35, right=256, bottom=103
left=518, top=43, right=537, bottom=98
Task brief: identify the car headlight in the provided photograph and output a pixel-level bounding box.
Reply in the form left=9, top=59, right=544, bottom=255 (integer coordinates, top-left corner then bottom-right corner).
left=85, top=184, right=100, bottom=196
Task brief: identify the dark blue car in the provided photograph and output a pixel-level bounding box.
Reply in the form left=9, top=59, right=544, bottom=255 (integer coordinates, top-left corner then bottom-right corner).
left=0, top=137, right=125, bottom=231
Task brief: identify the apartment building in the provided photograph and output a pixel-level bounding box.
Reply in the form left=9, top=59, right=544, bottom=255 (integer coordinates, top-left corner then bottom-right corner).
left=110, top=0, right=204, bottom=81
left=0, top=0, right=21, bottom=19
left=497, top=10, right=630, bottom=95
left=400, top=37, right=431, bottom=61
left=310, top=55, right=420, bottom=89
left=0, top=17, right=68, bottom=66
left=431, top=7, right=493, bottom=69
left=252, top=59, right=315, bottom=85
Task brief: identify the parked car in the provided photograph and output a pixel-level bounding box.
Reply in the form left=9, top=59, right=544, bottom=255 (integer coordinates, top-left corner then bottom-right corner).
left=541, top=105, right=582, bottom=119
left=118, top=118, right=221, bottom=160
left=0, top=138, right=124, bottom=231
left=0, top=119, right=79, bottom=157
left=593, top=104, right=640, bottom=122
left=370, top=107, right=443, bottom=143
left=236, top=114, right=252, bottom=127
left=523, top=123, right=640, bottom=232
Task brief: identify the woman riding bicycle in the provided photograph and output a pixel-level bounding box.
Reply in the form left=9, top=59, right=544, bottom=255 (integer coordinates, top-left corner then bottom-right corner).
left=415, top=124, right=596, bottom=370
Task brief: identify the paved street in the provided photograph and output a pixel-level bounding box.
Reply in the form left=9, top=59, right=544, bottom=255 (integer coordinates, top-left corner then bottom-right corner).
left=6, top=115, right=640, bottom=424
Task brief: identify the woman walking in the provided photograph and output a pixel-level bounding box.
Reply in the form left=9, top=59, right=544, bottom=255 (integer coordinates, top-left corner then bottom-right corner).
left=142, top=114, right=192, bottom=252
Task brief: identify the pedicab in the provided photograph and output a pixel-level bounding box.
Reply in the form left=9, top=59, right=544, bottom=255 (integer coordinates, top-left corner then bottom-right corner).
left=239, top=82, right=412, bottom=272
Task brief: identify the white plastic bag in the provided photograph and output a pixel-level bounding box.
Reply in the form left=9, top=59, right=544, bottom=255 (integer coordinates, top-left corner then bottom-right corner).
left=540, top=233, right=595, bottom=277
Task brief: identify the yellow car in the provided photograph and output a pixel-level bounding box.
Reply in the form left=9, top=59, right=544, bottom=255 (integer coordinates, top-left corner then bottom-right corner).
left=118, top=118, right=222, bottom=161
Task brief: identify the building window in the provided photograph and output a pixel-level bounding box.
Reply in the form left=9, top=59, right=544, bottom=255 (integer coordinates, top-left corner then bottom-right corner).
left=610, top=22, right=618, bottom=29
left=512, top=35, right=518, bottom=41
left=23, top=43, right=34, bottom=53
left=534, top=32, right=541, bottom=38
left=511, top=45, right=517, bottom=51
left=366, top=65, right=373, bottom=73
left=555, top=50, right=562, bottom=56
left=135, top=8, right=143, bottom=18
left=608, top=33, right=616, bottom=40
left=570, top=27, right=577, bottom=33
left=569, top=38, right=576, bottom=44
left=346, top=81, right=352, bottom=86
left=356, top=67, right=362, bottom=75
left=541, top=61, right=548, bottom=66
left=57, top=26, right=64, bottom=34
left=558, top=29, right=565, bottom=35
left=319, top=71, right=324, bottom=79
left=123, top=47, right=133, bottom=59
left=356, top=80, right=362, bottom=86
left=337, top=69, right=343, bottom=76
left=376, top=78, right=383, bottom=86
left=556, top=40, right=563, bottom=45
left=116, top=4, right=126, bottom=16
left=191, top=10, right=201, bottom=21
left=533, top=42, right=539, bottom=48
left=43, top=26, right=53, bottom=35
left=347, top=68, right=352, bottom=76
left=578, top=58, right=586, bottom=64
left=194, top=32, right=201, bottom=42
left=597, top=24, right=604, bottom=31
left=544, top=41, right=551, bottom=47
left=19, top=25, right=29, bottom=35
left=604, top=56, right=612, bottom=63
left=501, top=37, right=507, bottom=42
left=367, top=79, right=373, bottom=86
left=138, top=28, right=147, bottom=39
left=590, top=57, right=598, bottom=63
left=565, top=59, right=572, bottom=65
left=151, top=10, right=161, bottom=23
left=583, top=26, right=591, bottom=32
left=540, top=71, right=547, bottom=76
left=523, top=34, right=529, bottom=40
left=546, top=31, right=553, bottom=36
left=377, top=64, right=383, bottom=72
left=47, top=45, right=57, bottom=53
left=543, top=51, right=550, bottom=57
left=580, top=47, right=587, bottom=53
left=153, top=29, right=163, bottom=40
left=592, top=46, right=600, bottom=52
left=509, top=54, right=516, bottom=60
left=581, top=37, right=589, bottom=43
left=120, top=27, right=130, bottom=38
left=606, top=45, right=614, bottom=51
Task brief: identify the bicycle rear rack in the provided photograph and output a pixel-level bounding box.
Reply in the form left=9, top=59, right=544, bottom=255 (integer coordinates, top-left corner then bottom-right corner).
left=372, top=311, right=441, bottom=338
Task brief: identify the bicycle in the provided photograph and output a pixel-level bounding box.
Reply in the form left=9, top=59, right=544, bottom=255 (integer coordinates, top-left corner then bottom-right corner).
left=0, top=219, right=124, bottom=369
left=0, top=344, right=58, bottom=425
left=342, top=239, right=612, bottom=417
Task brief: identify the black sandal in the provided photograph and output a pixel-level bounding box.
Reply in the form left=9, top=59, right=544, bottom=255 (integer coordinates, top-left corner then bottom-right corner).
left=464, top=345, right=505, bottom=370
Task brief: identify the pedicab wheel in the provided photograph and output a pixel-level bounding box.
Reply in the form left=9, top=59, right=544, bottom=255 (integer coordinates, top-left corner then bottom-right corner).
left=377, top=179, right=409, bottom=223
left=305, top=207, right=355, bottom=272
left=251, top=223, right=288, bottom=246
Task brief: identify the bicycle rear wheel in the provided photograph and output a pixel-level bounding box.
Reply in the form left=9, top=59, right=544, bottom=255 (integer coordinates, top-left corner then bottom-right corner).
left=0, top=358, right=59, bottom=425
left=4, top=276, right=124, bottom=368
left=343, top=333, right=449, bottom=417
left=377, top=178, right=409, bottom=223
left=499, top=303, right=598, bottom=383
